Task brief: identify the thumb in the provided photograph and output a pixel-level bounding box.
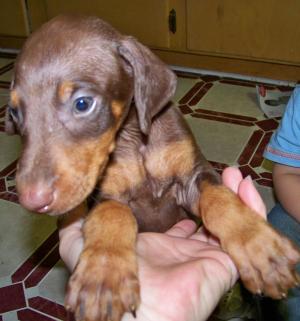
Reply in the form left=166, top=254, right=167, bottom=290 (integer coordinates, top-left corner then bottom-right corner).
left=165, top=219, right=197, bottom=238
left=238, top=176, right=267, bottom=218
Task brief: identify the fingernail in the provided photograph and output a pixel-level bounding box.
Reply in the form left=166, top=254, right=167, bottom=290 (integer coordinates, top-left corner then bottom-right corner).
left=245, top=175, right=253, bottom=181
left=130, top=305, right=136, bottom=318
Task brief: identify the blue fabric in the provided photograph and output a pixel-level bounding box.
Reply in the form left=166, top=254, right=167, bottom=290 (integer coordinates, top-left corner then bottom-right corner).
left=264, top=86, right=300, bottom=167
left=267, top=204, right=300, bottom=321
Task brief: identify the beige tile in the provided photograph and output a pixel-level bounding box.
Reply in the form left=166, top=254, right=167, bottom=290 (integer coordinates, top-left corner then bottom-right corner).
left=186, top=114, right=254, bottom=164
left=38, top=260, right=69, bottom=305
left=261, top=158, right=274, bottom=172
left=0, top=199, right=57, bottom=277
left=0, top=58, right=13, bottom=68
left=198, top=82, right=264, bottom=119
left=0, top=133, right=21, bottom=171
left=0, top=69, right=13, bottom=82
left=174, top=77, right=198, bottom=103
left=0, top=88, right=9, bottom=106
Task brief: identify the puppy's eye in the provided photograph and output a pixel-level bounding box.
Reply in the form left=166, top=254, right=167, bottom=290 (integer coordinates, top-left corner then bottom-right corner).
left=73, top=97, right=96, bottom=114
left=9, top=106, right=19, bottom=121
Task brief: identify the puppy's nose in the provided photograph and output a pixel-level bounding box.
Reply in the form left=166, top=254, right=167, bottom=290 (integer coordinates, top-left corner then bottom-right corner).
left=18, top=183, right=54, bottom=213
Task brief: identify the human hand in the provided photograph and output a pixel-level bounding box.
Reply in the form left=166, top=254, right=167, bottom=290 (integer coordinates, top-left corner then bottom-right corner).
left=59, top=167, right=266, bottom=321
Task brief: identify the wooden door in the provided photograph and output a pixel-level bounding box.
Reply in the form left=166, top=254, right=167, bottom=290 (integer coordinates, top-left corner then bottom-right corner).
left=0, top=0, right=29, bottom=37
left=36, top=0, right=172, bottom=48
left=187, top=0, right=300, bottom=65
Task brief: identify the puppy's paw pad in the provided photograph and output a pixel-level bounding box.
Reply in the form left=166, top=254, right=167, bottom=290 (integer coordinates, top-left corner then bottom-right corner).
left=65, top=249, right=140, bottom=321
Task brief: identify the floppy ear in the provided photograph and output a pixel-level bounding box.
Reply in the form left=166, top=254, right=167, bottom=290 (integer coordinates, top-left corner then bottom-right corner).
left=118, top=37, right=177, bottom=135
left=5, top=106, right=17, bottom=135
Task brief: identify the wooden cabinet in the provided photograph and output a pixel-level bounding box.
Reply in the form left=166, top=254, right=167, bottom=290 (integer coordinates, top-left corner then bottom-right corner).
left=0, top=0, right=28, bottom=37
left=186, top=0, right=300, bottom=65
left=158, top=0, right=300, bottom=81
left=35, top=0, right=172, bottom=49
left=1, top=0, right=300, bottom=81
left=0, top=0, right=29, bottom=48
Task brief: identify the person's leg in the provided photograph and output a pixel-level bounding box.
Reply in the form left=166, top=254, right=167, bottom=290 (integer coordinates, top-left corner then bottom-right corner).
left=268, top=203, right=300, bottom=250
left=267, top=203, right=300, bottom=321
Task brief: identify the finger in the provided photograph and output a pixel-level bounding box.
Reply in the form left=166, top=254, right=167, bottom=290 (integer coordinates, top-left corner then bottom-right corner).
left=165, top=219, right=197, bottom=238
left=238, top=176, right=267, bottom=218
left=59, top=229, right=84, bottom=271
left=222, top=167, right=243, bottom=194
left=222, top=167, right=266, bottom=218
left=190, top=226, right=221, bottom=246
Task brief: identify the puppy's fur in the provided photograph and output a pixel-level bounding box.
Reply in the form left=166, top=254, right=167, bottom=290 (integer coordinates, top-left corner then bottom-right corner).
left=6, top=15, right=300, bottom=321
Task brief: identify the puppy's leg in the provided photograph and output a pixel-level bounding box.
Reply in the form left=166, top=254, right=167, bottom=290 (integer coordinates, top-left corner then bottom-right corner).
left=65, top=200, right=139, bottom=321
left=200, top=181, right=300, bottom=298
left=184, top=171, right=300, bottom=299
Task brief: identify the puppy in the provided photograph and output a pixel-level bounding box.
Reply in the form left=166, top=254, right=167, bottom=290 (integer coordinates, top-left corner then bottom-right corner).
left=6, top=14, right=300, bottom=321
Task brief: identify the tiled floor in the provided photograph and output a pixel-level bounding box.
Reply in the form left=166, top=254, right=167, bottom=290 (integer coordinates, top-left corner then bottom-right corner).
left=0, top=53, right=293, bottom=321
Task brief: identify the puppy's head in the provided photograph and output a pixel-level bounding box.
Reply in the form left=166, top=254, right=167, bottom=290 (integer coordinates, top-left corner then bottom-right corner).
left=7, top=14, right=176, bottom=215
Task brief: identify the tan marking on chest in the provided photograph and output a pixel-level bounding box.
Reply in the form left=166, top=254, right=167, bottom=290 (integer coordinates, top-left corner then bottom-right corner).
left=100, top=157, right=146, bottom=198
left=145, top=139, right=196, bottom=180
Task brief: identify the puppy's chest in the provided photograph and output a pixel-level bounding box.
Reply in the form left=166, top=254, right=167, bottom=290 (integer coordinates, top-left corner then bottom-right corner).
left=99, top=151, right=188, bottom=232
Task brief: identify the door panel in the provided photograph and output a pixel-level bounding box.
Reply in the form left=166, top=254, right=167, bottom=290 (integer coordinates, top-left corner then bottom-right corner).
left=42, top=0, right=171, bottom=48
left=187, top=0, right=300, bottom=64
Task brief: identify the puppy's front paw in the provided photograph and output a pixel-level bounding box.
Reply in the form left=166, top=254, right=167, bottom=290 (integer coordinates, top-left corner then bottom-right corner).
left=225, top=217, right=300, bottom=299
left=65, top=247, right=140, bottom=321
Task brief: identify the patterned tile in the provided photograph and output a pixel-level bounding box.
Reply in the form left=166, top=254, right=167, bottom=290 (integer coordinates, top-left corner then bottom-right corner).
left=0, top=283, right=26, bottom=314
left=17, top=308, right=58, bottom=321
left=0, top=69, right=13, bottom=83
left=12, top=231, right=59, bottom=283
left=174, top=72, right=284, bottom=192
left=178, top=81, right=204, bottom=105
left=197, top=82, right=265, bottom=119
left=186, top=115, right=255, bottom=165
left=172, top=77, right=198, bottom=102
left=0, top=59, right=14, bottom=70
left=0, top=90, right=9, bottom=106
left=28, top=297, right=71, bottom=320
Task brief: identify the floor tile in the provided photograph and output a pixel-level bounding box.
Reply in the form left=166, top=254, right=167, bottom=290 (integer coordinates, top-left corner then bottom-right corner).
left=186, top=114, right=255, bottom=165
left=0, top=59, right=13, bottom=69
left=0, top=70, right=13, bottom=83
left=0, top=200, right=57, bottom=277
left=0, top=89, right=9, bottom=106
left=0, top=133, right=21, bottom=171
left=198, top=82, right=264, bottom=119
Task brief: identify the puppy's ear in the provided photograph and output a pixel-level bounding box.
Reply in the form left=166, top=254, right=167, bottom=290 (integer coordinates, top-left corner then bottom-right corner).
left=118, top=37, right=177, bottom=135
left=5, top=106, right=17, bottom=135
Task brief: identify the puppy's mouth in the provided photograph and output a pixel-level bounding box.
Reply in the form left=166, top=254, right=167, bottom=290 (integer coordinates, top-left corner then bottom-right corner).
left=17, top=172, right=97, bottom=216
left=37, top=179, right=96, bottom=216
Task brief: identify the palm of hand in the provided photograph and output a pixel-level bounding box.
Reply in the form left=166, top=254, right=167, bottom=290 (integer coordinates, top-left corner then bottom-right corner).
left=122, top=221, right=238, bottom=321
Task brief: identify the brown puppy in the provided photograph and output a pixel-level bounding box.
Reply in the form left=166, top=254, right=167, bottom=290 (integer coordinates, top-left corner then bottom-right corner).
left=6, top=14, right=300, bottom=321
